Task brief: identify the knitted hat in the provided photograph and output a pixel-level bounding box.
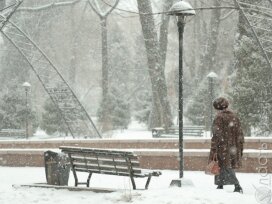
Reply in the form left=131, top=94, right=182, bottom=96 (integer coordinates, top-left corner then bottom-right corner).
left=213, top=97, right=229, bottom=110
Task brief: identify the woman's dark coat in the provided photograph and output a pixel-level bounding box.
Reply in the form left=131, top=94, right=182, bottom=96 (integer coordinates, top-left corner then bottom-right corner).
left=209, top=109, right=244, bottom=169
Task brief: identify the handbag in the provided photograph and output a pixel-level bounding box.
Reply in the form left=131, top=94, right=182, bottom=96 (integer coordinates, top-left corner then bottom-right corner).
left=205, top=153, right=221, bottom=175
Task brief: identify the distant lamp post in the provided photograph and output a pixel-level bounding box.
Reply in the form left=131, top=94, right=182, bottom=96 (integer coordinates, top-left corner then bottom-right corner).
left=207, top=72, right=218, bottom=137
left=168, top=1, right=195, bottom=187
left=22, top=82, right=31, bottom=139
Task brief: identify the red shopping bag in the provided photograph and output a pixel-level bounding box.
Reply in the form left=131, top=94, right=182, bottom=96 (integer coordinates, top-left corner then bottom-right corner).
left=205, top=153, right=220, bottom=175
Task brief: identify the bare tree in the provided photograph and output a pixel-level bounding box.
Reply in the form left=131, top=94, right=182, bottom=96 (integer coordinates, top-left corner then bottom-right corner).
left=199, top=0, right=222, bottom=76
left=0, top=0, right=5, bottom=10
left=68, top=5, right=77, bottom=86
left=159, top=0, right=174, bottom=71
left=137, top=0, right=172, bottom=129
left=17, top=0, right=81, bottom=12
left=88, top=0, right=120, bottom=131
left=68, top=2, right=88, bottom=87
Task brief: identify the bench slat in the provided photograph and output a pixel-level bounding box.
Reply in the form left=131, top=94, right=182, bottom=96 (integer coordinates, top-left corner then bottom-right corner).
left=72, top=157, right=140, bottom=167
left=61, top=146, right=136, bottom=155
left=61, top=148, right=138, bottom=160
left=75, top=168, right=148, bottom=178
left=73, top=163, right=142, bottom=174
left=0, top=129, right=26, bottom=137
left=160, top=134, right=203, bottom=136
left=65, top=151, right=138, bottom=160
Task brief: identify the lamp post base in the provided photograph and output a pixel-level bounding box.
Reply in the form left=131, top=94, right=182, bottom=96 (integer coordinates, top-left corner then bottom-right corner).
left=169, top=178, right=194, bottom=188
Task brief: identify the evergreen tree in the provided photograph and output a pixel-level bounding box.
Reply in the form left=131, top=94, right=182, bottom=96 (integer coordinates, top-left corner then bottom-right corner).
left=0, top=86, right=38, bottom=131
left=40, top=98, right=69, bottom=136
left=130, top=35, right=152, bottom=126
left=185, top=79, right=219, bottom=130
left=97, top=87, right=130, bottom=130
left=134, top=90, right=152, bottom=125
left=97, top=24, right=132, bottom=131
left=231, top=5, right=272, bottom=136
left=231, top=35, right=270, bottom=135
left=108, top=25, right=132, bottom=102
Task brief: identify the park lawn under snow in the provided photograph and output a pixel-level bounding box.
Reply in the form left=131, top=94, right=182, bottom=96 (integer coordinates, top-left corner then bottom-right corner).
left=0, top=167, right=263, bottom=204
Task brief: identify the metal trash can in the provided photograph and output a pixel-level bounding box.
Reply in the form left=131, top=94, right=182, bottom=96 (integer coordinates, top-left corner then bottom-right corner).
left=44, top=150, right=70, bottom=186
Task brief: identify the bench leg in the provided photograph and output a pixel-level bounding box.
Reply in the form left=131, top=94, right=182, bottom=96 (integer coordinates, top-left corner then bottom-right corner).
left=68, top=154, right=78, bottom=187
left=145, top=175, right=152, bottom=189
left=73, top=171, right=78, bottom=187
left=86, top=173, right=92, bottom=187
left=130, top=176, right=136, bottom=190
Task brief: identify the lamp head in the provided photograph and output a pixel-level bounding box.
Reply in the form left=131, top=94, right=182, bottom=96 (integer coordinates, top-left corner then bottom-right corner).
left=169, top=1, right=196, bottom=17
left=22, top=82, right=31, bottom=90
left=207, top=72, right=218, bottom=79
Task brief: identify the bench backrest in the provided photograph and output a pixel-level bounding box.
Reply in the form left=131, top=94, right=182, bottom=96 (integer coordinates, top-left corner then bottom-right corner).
left=152, top=126, right=205, bottom=137
left=0, top=129, right=26, bottom=137
left=60, top=146, right=143, bottom=177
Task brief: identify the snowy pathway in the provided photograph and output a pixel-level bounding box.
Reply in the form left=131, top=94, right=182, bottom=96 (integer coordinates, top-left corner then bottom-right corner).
left=0, top=167, right=264, bottom=204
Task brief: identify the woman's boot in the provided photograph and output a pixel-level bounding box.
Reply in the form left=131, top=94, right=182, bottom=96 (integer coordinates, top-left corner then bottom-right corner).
left=217, top=185, right=223, bottom=189
left=234, top=184, right=243, bottom=194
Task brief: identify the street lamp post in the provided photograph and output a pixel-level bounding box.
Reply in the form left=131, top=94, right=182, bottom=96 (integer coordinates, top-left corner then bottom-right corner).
left=207, top=72, right=218, bottom=137
left=22, top=82, right=31, bottom=139
left=169, top=1, right=195, bottom=186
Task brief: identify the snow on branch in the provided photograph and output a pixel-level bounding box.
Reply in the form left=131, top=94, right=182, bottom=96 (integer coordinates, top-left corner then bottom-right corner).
left=17, top=0, right=83, bottom=13
left=88, top=0, right=120, bottom=18
left=245, top=8, right=272, bottom=19
left=237, top=1, right=272, bottom=13
left=0, top=2, right=17, bottom=12
left=220, top=10, right=235, bottom=21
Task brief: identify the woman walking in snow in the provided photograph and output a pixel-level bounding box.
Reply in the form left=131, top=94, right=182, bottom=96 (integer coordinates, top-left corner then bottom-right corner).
left=208, top=97, right=244, bottom=193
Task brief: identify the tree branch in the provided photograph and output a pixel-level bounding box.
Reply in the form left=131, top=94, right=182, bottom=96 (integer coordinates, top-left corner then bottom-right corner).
left=220, top=9, right=235, bottom=20
left=0, top=2, right=17, bottom=12
left=89, top=0, right=119, bottom=18
left=247, top=8, right=272, bottom=19
left=103, top=0, right=120, bottom=17
left=17, top=0, right=82, bottom=13
left=88, top=0, right=103, bottom=18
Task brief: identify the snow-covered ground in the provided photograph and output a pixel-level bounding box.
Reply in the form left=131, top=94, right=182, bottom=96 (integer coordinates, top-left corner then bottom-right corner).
left=1, top=120, right=271, bottom=140
left=24, top=121, right=153, bottom=140
left=111, top=121, right=152, bottom=139
left=0, top=167, right=266, bottom=204
left=31, top=120, right=210, bottom=140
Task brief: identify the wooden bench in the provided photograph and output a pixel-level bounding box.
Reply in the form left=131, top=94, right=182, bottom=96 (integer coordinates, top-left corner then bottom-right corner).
left=152, top=126, right=205, bottom=138
left=60, top=146, right=161, bottom=190
left=0, top=129, right=26, bottom=138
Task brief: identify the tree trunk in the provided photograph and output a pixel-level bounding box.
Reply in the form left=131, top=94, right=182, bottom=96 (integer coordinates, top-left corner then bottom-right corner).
left=0, top=0, right=5, bottom=9
left=137, top=0, right=172, bottom=129
left=200, top=0, right=222, bottom=76
left=190, top=0, right=199, bottom=81
left=101, top=17, right=109, bottom=99
left=69, top=5, right=77, bottom=86
left=159, top=0, right=174, bottom=71
left=88, top=0, right=119, bottom=132
left=99, top=17, right=111, bottom=132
